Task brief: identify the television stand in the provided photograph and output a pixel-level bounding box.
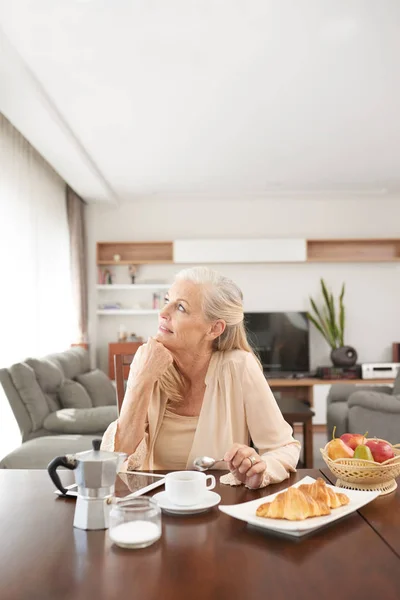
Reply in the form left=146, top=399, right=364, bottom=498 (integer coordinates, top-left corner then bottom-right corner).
left=264, top=371, right=316, bottom=380
left=266, top=377, right=395, bottom=408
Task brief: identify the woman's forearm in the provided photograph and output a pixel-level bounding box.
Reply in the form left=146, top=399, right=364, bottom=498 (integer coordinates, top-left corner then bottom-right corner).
left=114, top=377, right=154, bottom=456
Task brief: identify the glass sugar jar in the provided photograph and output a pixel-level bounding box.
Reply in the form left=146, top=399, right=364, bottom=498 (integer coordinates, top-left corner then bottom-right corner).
left=109, top=497, right=162, bottom=549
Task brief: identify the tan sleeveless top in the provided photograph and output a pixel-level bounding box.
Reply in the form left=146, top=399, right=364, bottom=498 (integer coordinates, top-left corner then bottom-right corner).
left=153, top=408, right=199, bottom=470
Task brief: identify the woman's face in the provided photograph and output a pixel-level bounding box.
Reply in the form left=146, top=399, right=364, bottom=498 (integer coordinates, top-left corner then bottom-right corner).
left=156, top=280, right=215, bottom=354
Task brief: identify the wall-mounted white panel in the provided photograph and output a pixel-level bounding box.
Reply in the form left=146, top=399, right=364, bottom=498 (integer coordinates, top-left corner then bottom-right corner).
left=173, top=239, right=306, bottom=263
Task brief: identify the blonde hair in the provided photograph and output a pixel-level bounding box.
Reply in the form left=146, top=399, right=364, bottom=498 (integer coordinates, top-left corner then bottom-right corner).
left=159, top=266, right=259, bottom=402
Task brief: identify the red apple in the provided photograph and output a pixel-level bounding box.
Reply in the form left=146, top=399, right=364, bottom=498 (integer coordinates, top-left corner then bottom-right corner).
left=365, top=439, right=395, bottom=463
left=340, top=432, right=368, bottom=450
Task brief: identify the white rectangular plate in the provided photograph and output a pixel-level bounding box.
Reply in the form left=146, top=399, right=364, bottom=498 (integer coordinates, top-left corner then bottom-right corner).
left=219, top=476, right=380, bottom=538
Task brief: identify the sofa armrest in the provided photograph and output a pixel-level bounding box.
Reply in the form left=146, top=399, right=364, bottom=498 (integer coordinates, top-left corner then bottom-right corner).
left=348, top=391, right=400, bottom=414
left=327, top=384, right=392, bottom=405
left=0, top=369, right=30, bottom=442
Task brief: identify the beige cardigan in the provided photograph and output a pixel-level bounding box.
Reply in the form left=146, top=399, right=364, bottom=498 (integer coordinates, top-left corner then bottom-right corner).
left=101, top=348, right=301, bottom=487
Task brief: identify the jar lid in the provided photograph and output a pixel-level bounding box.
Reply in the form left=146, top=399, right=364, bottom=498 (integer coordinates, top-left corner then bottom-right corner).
left=112, top=497, right=159, bottom=511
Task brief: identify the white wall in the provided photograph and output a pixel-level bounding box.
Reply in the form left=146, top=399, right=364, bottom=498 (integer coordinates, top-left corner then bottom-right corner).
left=87, top=196, right=400, bottom=423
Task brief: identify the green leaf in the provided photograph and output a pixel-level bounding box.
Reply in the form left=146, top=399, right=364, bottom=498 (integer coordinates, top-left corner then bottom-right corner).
left=320, top=314, right=337, bottom=348
left=309, top=297, right=335, bottom=345
left=330, top=292, right=339, bottom=345
left=308, top=279, right=346, bottom=350
left=306, top=313, right=335, bottom=348
left=321, top=278, right=335, bottom=334
left=339, top=283, right=345, bottom=345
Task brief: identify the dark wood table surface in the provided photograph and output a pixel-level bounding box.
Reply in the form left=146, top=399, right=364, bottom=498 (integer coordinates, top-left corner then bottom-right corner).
left=1, top=469, right=400, bottom=600
left=322, top=468, right=400, bottom=558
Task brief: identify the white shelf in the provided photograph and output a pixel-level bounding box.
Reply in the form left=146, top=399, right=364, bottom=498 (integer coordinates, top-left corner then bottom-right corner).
left=97, top=309, right=159, bottom=315
left=97, top=284, right=170, bottom=290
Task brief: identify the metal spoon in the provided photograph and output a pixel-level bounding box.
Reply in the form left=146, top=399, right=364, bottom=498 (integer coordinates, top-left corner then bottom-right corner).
left=192, top=456, right=226, bottom=471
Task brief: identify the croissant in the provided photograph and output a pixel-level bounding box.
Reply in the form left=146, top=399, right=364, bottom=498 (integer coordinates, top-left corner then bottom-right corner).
left=256, top=487, right=331, bottom=521
left=298, top=478, right=350, bottom=509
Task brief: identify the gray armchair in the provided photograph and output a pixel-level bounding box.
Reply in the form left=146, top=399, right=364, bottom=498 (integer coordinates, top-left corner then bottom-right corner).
left=0, top=347, right=117, bottom=468
left=326, top=373, right=400, bottom=444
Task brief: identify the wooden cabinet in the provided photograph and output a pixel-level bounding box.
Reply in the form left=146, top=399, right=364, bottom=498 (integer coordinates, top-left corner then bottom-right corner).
left=97, top=242, right=173, bottom=265
left=307, top=239, right=400, bottom=262
left=174, top=238, right=306, bottom=263
left=108, top=342, right=143, bottom=380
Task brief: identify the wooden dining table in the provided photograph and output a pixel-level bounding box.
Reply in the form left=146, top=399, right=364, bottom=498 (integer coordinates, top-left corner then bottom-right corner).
left=0, top=468, right=399, bottom=600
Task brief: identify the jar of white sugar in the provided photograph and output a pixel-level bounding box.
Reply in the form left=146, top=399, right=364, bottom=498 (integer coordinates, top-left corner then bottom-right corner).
left=109, top=497, right=161, bottom=549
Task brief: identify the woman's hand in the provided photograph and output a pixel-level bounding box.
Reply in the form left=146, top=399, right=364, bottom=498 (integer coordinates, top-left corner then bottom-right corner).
left=131, top=337, right=173, bottom=384
left=224, top=443, right=267, bottom=489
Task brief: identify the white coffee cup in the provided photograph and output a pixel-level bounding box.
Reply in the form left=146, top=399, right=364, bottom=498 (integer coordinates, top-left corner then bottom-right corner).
left=164, top=471, right=216, bottom=506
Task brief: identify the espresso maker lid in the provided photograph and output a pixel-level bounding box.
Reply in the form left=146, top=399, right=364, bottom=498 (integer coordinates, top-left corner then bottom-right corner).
left=76, top=439, right=119, bottom=462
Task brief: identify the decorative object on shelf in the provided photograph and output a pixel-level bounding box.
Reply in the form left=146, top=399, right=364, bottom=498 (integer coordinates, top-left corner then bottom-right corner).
left=316, top=365, right=361, bottom=380
left=118, top=324, right=128, bottom=343
left=330, top=346, right=358, bottom=367
left=103, top=269, right=114, bottom=285
left=99, top=303, right=122, bottom=310
left=129, top=264, right=138, bottom=284
left=113, top=254, right=121, bottom=263
left=98, top=268, right=114, bottom=285
left=307, top=278, right=358, bottom=367
left=129, top=333, right=143, bottom=342
left=152, top=292, right=161, bottom=309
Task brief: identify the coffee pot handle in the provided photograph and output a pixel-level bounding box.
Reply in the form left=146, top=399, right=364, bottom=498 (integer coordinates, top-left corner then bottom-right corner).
left=47, top=455, right=77, bottom=495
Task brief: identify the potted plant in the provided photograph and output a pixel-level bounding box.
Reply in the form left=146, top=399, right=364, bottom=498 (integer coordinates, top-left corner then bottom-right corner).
left=307, top=279, right=357, bottom=367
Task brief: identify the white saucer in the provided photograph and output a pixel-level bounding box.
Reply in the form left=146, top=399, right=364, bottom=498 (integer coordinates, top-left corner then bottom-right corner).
left=152, top=491, right=221, bottom=515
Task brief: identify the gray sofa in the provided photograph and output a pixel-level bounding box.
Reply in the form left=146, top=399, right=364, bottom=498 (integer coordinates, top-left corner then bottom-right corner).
left=326, top=371, right=400, bottom=444
left=0, top=347, right=117, bottom=468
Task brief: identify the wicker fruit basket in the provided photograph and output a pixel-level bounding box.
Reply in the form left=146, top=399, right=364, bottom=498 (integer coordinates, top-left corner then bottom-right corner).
left=320, top=440, right=400, bottom=495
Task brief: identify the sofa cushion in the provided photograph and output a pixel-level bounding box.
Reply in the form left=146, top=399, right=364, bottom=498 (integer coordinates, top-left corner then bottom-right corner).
left=25, top=358, right=63, bottom=412
left=0, top=435, right=100, bottom=469
left=59, top=379, right=92, bottom=410
left=8, top=363, right=50, bottom=431
left=76, top=369, right=116, bottom=407
left=348, top=390, right=400, bottom=412
left=348, top=405, right=400, bottom=444
left=47, top=347, right=90, bottom=380
left=43, top=406, right=117, bottom=434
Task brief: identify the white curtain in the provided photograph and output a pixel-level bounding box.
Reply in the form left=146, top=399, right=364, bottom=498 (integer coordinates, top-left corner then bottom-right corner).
left=0, top=113, right=75, bottom=458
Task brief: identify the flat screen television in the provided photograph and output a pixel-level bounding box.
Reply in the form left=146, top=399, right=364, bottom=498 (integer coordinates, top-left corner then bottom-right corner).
left=244, top=311, right=310, bottom=374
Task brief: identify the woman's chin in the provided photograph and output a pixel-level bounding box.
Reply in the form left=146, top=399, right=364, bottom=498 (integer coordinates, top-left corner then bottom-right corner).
left=155, top=332, right=174, bottom=349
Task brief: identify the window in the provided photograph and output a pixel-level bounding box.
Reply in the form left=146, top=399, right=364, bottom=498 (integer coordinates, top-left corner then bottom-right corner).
left=0, top=114, right=74, bottom=457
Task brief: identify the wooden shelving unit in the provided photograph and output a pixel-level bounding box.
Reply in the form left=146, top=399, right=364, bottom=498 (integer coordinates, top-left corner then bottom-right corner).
left=307, top=239, right=400, bottom=262
left=96, top=241, right=173, bottom=265
left=97, top=284, right=170, bottom=290
left=97, top=239, right=400, bottom=265
left=97, top=309, right=159, bottom=315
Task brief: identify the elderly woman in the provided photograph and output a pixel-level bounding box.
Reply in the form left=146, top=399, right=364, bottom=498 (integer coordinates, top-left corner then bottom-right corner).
left=102, top=267, right=301, bottom=489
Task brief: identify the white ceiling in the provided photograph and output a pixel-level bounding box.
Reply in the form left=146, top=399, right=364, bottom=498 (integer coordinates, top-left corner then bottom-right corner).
left=1, top=1, right=400, bottom=205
